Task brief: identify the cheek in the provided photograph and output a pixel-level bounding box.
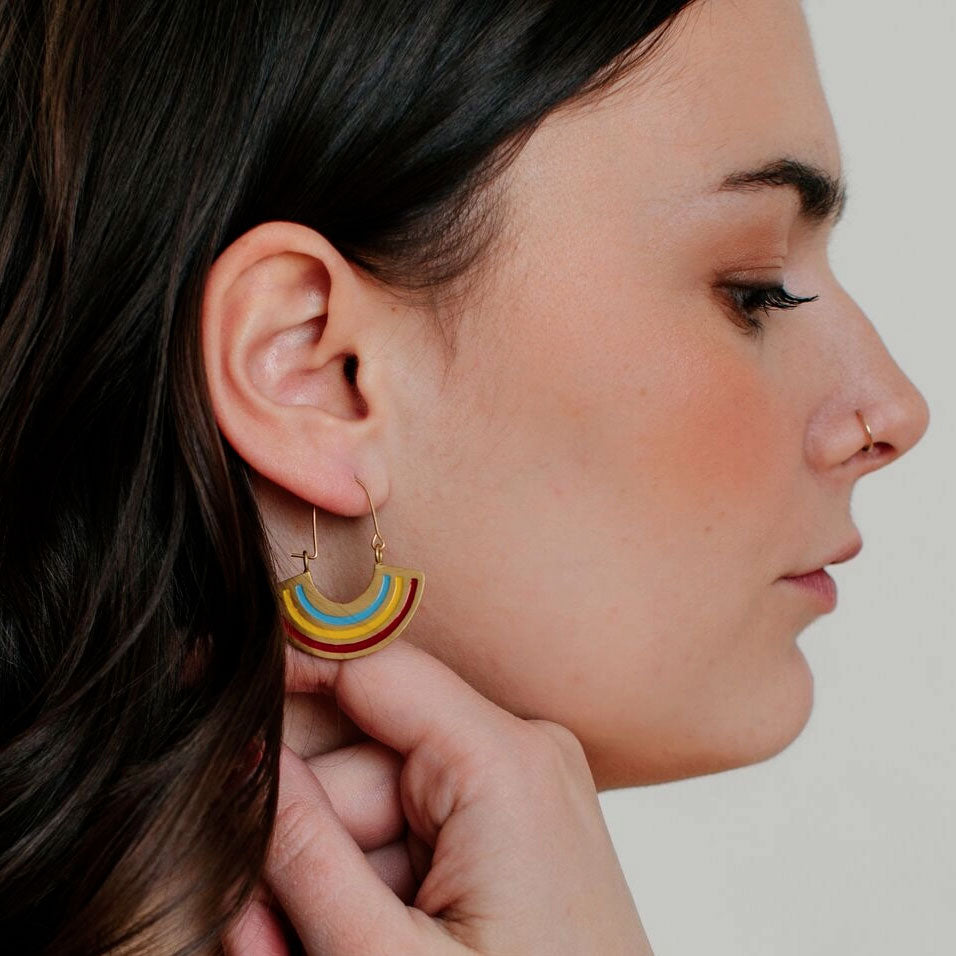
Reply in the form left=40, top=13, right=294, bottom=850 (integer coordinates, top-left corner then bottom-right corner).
left=628, top=343, right=780, bottom=513
left=505, top=279, right=786, bottom=572
left=478, top=208, right=779, bottom=503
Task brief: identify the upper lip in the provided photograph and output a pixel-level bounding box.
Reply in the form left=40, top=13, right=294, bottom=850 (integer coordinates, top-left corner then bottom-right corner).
left=783, top=536, right=863, bottom=578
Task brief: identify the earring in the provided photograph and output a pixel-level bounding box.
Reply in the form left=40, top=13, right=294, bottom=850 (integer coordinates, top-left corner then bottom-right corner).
left=276, top=477, right=424, bottom=660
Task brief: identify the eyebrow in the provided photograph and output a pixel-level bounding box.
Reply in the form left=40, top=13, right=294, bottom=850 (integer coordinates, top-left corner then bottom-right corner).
left=717, top=158, right=848, bottom=225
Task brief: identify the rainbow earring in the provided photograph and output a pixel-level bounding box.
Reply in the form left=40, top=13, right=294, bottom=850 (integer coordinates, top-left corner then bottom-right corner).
left=276, top=477, right=424, bottom=660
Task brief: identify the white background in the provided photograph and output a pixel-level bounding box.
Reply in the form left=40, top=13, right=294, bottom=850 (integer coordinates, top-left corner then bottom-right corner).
left=602, top=2, right=956, bottom=953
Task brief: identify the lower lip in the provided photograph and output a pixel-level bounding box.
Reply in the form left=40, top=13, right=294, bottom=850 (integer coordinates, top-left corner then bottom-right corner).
left=780, top=569, right=837, bottom=611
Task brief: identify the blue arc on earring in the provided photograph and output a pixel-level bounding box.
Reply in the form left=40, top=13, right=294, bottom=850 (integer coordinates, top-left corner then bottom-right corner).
left=294, top=574, right=391, bottom=625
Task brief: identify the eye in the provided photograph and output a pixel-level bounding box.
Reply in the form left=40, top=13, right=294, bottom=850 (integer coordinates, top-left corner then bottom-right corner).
left=719, top=283, right=819, bottom=337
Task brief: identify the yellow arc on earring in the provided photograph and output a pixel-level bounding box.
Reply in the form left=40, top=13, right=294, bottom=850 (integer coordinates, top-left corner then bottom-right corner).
left=276, top=479, right=424, bottom=660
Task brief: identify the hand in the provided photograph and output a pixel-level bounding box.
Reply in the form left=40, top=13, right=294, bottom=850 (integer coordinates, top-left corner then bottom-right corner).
left=223, top=641, right=653, bottom=955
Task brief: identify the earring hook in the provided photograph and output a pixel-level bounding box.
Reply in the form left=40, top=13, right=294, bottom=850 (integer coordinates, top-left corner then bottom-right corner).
left=354, top=475, right=385, bottom=564
left=289, top=477, right=386, bottom=573
left=289, top=506, right=321, bottom=574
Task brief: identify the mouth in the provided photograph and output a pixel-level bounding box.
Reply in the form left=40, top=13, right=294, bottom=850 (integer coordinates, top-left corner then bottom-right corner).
left=777, top=536, right=863, bottom=613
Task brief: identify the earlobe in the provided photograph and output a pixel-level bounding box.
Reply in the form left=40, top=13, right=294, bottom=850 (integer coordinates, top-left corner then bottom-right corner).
left=200, top=221, right=388, bottom=515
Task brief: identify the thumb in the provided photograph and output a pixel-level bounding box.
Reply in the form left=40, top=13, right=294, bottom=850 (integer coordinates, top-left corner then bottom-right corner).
left=263, top=744, right=417, bottom=956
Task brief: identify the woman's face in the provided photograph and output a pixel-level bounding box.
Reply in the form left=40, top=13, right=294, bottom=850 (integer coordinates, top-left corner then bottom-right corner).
left=227, top=0, right=929, bottom=789
left=370, top=0, right=930, bottom=789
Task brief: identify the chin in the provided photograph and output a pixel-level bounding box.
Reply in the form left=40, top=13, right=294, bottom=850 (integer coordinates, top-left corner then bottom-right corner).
left=588, top=650, right=816, bottom=791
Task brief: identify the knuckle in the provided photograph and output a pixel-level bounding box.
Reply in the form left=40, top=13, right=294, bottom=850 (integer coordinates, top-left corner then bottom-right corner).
left=269, top=797, right=324, bottom=880
left=525, top=719, right=589, bottom=771
left=406, top=715, right=534, bottom=816
left=405, top=725, right=491, bottom=809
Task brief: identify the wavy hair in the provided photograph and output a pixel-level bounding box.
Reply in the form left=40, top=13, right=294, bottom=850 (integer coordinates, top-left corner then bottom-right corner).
left=0, top=1, right=697, bottom=951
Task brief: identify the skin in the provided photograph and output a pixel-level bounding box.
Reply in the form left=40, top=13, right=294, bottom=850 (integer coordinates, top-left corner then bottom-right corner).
left=202, top=0, right=930, bottom=794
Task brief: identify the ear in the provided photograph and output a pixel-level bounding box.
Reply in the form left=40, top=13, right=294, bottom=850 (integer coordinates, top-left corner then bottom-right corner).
left=201, top=221, right=391, bottom=515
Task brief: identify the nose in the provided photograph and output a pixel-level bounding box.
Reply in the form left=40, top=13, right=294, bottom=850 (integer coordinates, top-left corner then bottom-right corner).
left=807, top=293, right=931, bottom=477
left=852, top=377, right=931, bottom=477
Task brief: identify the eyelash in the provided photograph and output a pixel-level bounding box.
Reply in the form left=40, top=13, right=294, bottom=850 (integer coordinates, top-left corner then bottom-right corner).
left=721, top=284, right=819, bottom=337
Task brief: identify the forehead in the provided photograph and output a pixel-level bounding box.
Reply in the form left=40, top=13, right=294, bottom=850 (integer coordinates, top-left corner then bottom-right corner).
left=508, top=0, right=840, bottom=216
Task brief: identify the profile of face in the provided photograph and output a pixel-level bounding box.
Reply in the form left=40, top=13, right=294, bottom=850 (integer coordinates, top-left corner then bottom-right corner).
left=202, top=0, right=929, bottom=790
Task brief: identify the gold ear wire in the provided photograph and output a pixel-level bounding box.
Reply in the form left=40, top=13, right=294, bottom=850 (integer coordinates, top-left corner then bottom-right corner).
left=289, top=476, right=385, bottom=574
left=290, top=506, right=321, bottom=574
left=354, top=475, right=385, bottom=564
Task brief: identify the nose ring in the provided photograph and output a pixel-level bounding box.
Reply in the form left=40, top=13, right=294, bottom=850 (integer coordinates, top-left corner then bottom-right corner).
left=855, top=409, right=874, bottom=453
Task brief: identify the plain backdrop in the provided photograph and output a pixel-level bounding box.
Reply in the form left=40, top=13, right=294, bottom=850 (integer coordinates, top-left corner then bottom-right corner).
left=601, top=2, right=956, bottom=953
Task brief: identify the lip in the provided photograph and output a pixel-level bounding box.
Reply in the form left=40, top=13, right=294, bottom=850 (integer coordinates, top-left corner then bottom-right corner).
left=779, top=568, right=838, bottom=612
left=777, top=535, right=863, bottom=613
left=783, top=536, right=864, bottom=579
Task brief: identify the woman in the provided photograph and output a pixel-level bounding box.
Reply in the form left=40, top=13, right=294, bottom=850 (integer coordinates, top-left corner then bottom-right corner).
left=0, top=0, right=930, bottom=952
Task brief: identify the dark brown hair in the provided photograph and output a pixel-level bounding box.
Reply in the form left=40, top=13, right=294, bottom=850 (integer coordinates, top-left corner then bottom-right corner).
left=0, top=1, right=697, bottom=952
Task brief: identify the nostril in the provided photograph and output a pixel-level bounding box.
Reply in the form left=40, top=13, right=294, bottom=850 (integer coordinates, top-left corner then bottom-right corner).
left=860, top=440, right=896, bottom=467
